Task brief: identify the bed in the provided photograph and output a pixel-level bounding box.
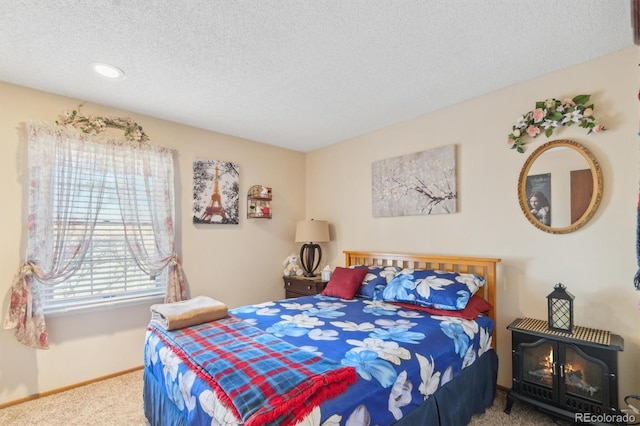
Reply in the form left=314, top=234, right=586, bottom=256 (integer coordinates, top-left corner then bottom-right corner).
left=143, top=251, right=501, bottom=425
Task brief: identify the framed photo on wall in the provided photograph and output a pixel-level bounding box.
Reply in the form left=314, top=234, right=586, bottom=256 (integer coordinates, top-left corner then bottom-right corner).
left=525, top=173, right=551, bottom=226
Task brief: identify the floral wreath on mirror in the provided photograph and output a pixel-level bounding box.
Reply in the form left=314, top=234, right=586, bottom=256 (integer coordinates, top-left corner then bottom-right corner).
left=508, top=94, right=605, bottom=153
left=56, top=107, right=149, bottom=142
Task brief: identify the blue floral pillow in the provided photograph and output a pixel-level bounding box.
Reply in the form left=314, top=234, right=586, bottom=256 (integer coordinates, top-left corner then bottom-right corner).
left=380, top=269, right=485, bottom=310
left=352, top=266, right=401, bottom=299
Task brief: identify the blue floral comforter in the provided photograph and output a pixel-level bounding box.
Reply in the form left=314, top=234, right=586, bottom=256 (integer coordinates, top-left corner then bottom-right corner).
left=144, top=294, right=494, bottom=425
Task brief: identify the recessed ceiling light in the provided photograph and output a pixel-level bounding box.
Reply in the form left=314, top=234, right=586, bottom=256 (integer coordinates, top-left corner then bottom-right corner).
left=91, top=62, right=125, bottom=80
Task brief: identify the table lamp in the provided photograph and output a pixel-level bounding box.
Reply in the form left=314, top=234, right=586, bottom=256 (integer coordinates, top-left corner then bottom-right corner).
left=295, top=219, right=330, bottom=277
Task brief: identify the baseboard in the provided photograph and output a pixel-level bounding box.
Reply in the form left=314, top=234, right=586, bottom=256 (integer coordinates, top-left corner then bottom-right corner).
left=0, top=365, right=144, bottom=409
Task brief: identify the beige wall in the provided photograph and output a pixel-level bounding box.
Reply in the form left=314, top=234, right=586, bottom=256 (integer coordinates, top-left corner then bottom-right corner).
left=305, top=46, right=640, bottom=400
left=1, top=46, right=639, bottom=406
left=0, top=82, right=305, bottom=404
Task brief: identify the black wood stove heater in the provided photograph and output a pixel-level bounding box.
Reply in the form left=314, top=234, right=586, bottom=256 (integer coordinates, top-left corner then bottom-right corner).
left=506, top=318, right=624, bottom=423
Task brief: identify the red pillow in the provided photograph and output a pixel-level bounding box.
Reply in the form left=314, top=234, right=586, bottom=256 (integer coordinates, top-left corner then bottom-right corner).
left=321, top=267, right=368, bottom=300
left=390, top=295, right=493, bottom=320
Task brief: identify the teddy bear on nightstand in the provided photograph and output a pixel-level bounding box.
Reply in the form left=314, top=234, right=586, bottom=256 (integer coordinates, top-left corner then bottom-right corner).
left=283, top=254, right=304, bottom=277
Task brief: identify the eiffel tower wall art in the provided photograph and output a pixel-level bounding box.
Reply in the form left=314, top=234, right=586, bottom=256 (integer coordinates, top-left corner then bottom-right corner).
left=193, top=158, right=240, bottom=224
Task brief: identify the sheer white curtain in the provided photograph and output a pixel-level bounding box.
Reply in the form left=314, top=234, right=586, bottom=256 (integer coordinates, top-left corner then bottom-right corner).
left=3, top=121, right=185, bottom=349
left=110, top=129, right=184, bottom=300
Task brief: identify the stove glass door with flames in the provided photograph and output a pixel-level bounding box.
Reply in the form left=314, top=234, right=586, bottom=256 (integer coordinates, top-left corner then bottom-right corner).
left=522, top=340, right=555, bottom=389
left=562, top=345, right=608, bottom=407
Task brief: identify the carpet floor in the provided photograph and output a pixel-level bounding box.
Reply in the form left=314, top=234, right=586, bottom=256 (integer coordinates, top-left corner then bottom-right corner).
left=0, top=369, right=566, bottom=425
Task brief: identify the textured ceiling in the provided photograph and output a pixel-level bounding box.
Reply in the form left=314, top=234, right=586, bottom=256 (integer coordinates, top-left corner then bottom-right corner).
left=0, top=1, right=634, bottom=152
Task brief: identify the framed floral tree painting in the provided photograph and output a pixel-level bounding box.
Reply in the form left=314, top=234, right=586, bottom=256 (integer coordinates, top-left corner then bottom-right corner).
left=372, top=145, right=457, bottom=217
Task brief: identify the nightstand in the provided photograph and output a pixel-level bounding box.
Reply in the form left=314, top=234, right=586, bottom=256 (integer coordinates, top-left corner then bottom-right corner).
left=283, top=276, right=328, bottom=298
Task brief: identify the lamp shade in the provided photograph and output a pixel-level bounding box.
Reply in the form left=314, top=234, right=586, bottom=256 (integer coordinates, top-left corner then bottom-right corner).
left=295, top=220, right=330, bottom=243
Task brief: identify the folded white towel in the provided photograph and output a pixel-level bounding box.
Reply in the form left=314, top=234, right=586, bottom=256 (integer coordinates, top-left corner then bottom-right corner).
left=150, top=295, right=228, bottom=330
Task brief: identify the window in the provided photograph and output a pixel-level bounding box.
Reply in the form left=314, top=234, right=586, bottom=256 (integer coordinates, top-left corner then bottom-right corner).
left=25, top=125, right=178, bottom=314
left=38, top=161, right=167, bottom=314
left=5, top=120, right=184, bottom=348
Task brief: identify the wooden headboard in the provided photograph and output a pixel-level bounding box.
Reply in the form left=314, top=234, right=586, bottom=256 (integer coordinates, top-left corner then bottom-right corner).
left=344, top=251, right=501, bottom=347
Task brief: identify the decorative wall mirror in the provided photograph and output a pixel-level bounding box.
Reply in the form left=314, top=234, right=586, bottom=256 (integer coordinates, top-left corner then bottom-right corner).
left=518, top=139, right=603, bottom=234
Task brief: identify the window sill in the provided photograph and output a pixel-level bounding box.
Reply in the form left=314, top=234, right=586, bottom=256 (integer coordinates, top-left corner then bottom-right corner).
left=44, top=294, right=165, bottom=317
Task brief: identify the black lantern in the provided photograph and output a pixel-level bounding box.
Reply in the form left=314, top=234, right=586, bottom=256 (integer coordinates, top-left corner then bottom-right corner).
left=546, top=283, right=574, bottom=333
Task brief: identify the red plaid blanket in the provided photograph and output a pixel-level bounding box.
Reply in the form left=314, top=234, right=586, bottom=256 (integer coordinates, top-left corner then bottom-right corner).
left=148, top=316, right=356, bottom=426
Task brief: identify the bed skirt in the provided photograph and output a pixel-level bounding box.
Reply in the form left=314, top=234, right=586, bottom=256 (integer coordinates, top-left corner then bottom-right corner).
left=143, top=369, right=187, bottom=426
left=397, top=348, right=498, bottom=425
left=143, top=349, right=498, bottom=426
